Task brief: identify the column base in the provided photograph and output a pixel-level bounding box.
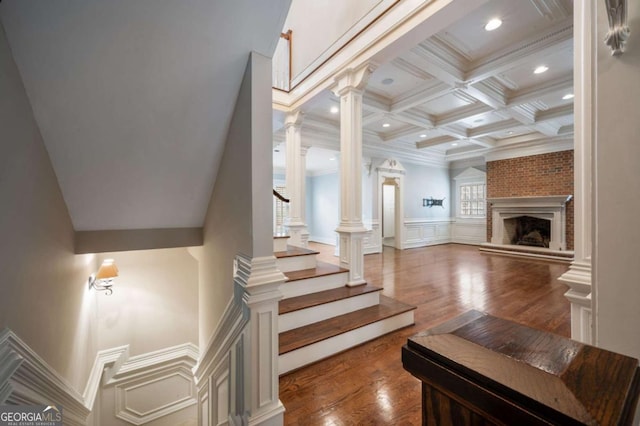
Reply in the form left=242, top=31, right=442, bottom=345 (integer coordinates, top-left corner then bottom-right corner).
left=559, top=259, right=592, bottom=344
left=336, top=227, right=367, bottom=287
left=285, top=222, right=309, bottom=248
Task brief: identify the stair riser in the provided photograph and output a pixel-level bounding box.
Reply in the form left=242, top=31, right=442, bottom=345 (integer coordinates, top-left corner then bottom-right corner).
left=277, top=255, right=317, bottom=273
left=279, top=292, right=381, bottom=333
left=280, top=272, right=348, bottom=299
left=273, top=238, right=289, bottom=252
left=279, top=311, right=415, bottom=375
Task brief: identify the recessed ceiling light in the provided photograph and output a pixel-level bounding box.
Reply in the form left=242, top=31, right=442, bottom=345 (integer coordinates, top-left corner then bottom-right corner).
left=382, top=123, right=391, bottom=128
left=330, top=106, right=339, bottom=114
left=484, top=18, right=502, bottom=31
left=381, top=78, right=394, bottom=85
left=562, top=93, right=574, bottom=100
left=508, top=131, right=514, bottom=135
left=534, top=65, right=549, bottom=74
left=451, top=142, right=458, bottom=147
left=419, top=134, right=427, bottom=138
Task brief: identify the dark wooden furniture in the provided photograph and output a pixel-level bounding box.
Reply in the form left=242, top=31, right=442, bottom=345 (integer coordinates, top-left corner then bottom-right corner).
left=402, top=310, right=640, bottom=425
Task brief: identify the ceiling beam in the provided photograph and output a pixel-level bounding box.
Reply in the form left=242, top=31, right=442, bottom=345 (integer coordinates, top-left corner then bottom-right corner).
left=507, top=73, right=573, bottom=106
left=363, top=91, right=391, bottom=113
left=394, top=109, right=435, bottom=129
left=416, top=135, right=458, bottom=149
left=435, top=103, right=494, bottom=127
left=465, top=18, right=573, bottom=83
left=535, top=104, right=573, bottom=122
left=390, top=81, right=451, bottom=113
left=382, top=124, right=424, bottom=142
left=467, top=118, right=522, bottom=139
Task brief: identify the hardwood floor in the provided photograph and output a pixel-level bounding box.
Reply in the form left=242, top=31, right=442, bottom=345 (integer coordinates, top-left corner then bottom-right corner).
left=279, top=243, right=570, bottom=425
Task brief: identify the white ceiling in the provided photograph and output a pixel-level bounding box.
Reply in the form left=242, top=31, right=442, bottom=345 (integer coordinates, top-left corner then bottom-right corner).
left=1, top=0, right=290, bottom=231
left=275, top=0, right=574, bottom=170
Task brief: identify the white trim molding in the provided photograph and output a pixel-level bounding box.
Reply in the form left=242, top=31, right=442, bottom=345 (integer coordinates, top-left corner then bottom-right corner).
left=0, top=328, right=91, bottom=426
left=194, top=254, right=285, bottom=426
left=0, top=329, right=200, bottom=426
left=403, top=218, right=452, bottom=249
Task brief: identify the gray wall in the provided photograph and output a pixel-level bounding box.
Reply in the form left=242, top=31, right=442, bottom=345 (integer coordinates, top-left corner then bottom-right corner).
left=0, top=23, right=96, bottom=390
left=594, top=1, right=640, bottom=359
left=199, top=52, right=273, bottom=348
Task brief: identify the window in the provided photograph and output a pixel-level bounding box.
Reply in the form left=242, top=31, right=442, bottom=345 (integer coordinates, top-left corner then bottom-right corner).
left=459, top=183, right=486, bottom=217
left=453, top=167, right=487, bottom=219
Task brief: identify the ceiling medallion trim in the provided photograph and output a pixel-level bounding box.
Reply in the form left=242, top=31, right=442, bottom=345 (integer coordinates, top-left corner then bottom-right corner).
left=604, top=0, right=630, bottom=56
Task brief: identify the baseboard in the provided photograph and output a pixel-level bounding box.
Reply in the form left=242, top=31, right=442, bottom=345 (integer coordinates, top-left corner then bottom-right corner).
left=308, top=235, right=336, bottom=246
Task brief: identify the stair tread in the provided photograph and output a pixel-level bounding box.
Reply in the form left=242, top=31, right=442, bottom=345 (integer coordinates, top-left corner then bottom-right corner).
left=279, top=284, right=381, bottom=315
left=279, top=296, right=416, bottom=355
left=274, top=246, right=320, bottom=259
left=283, top=261, right=348, bottom=282
left=273, top=234, right=289, bottom=239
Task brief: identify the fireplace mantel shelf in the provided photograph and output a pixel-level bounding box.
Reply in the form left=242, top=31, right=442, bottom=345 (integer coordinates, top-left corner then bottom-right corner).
left=488, top=195, right=573, bottom=208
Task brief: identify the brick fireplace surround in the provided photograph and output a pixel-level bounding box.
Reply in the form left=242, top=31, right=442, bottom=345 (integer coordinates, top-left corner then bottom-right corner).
left=486, top=150, right=574, bottom=251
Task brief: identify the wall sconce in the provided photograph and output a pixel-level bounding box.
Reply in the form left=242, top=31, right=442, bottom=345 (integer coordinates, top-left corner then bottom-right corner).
left=89, top=259, right=118, bottom=295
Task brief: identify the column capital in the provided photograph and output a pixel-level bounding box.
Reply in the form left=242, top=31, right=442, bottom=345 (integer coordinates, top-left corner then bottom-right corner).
left=330, top=62, right=377, bottom=97
left=284, top=110, right=304, bottom=129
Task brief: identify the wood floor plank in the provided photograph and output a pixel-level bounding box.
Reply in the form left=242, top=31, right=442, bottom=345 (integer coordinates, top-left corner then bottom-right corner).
left=279, top=284, right=381, bottom=315
left=279, top=243, right=571, bottom=425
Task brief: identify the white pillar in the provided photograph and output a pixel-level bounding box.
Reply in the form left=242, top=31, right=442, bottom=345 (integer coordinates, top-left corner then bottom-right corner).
left=559, top=0, right=593, bottom=344
left=331, top=63, right=375, bottom=286
left=238, top=255, right=286, bottom=426
left=284, top=111, right=309, bottom=248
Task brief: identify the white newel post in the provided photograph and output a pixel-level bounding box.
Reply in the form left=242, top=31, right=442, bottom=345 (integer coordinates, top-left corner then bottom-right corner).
left=331, top=63, right=375, bottom=286
left=284, top=111, right=309, bottom=248
left=238, top=255, right=286, bottom=426
left=558, top=0, right=593, bottom=344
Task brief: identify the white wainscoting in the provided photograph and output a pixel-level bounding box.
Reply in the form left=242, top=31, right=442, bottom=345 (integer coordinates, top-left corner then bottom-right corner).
left=193, top=254, right=284, bottom=426
left=0, top=329, right=199, bottom=426
left=403, top=219, right=452, bottom=249
left=363, top=221, right=381, bottom=254
left=451, top=218, right=487, bottom=245
left=102, top=343, right=199, bottom=425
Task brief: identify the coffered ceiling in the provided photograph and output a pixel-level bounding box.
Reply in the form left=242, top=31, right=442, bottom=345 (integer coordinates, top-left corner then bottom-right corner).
left=274, top=0, right=574, bottom=168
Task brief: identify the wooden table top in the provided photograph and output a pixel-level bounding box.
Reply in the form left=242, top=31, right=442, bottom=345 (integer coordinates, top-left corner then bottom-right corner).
left=406, top=310, right=640, bottom=425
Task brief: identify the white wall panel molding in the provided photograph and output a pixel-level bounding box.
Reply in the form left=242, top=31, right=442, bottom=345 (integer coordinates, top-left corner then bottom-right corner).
left=451, top=219, right=487, bottom=245
left=402, top=218, right=452, bottom=249
left=195, top=254, right=285, bottom=426
left=364, top=221, right=382, bottom=254
left=0, top=328, right=91, bottom=425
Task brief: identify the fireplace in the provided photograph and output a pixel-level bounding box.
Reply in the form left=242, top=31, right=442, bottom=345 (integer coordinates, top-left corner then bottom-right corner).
left=504, top=216, right=551, bottom=248
left=488, top=195, right=572, bottom=251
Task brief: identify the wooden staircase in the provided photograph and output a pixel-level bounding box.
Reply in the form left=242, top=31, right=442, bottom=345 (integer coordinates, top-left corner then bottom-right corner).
left=275, top=237, right=416, bottom=375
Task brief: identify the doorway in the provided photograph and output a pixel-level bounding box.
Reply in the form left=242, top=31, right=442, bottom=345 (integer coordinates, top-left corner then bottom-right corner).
left=382, top=179, right=397, bottom=247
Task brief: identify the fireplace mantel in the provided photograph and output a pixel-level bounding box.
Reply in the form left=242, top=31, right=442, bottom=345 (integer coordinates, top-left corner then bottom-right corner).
left=488, top=195, right=572, bottom=252
left=488, top=195, right=573, bottom=208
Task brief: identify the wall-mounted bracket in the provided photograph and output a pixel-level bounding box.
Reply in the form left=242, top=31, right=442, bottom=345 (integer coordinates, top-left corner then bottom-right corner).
left=423, top=197, right=445, bottom=208
left=604, top=0, right=630, bottom=56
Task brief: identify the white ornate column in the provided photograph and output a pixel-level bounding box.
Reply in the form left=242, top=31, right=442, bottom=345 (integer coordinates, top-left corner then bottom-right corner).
left=559, top=0, right=594, bottom=344
left=238, top=255, right=286, bottom=426
left=331, top=63, right=375, bottom=286
left=284, top=111, right=309, bottom=248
